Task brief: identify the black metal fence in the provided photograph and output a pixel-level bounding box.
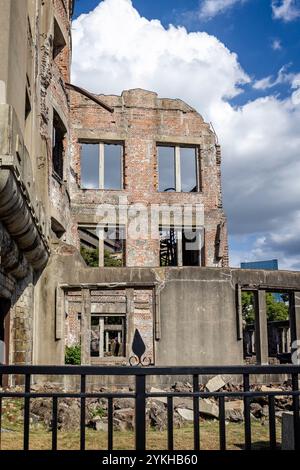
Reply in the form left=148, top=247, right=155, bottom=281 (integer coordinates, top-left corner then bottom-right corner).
left=0, top=364, right=299, bottom=451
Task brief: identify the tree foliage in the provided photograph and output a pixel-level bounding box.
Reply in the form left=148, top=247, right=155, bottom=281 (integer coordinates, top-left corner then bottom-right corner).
left=242, top=292, right=289, bottom=324
left=80, top=246, right=99, bottom=267
left=80, top=246, right=122, bottom=267
left=65, top=345, right=81, bottom=365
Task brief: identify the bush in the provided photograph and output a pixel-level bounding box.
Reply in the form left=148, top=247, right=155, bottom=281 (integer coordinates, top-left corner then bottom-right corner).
left=65, top=345, right=81, bottom=365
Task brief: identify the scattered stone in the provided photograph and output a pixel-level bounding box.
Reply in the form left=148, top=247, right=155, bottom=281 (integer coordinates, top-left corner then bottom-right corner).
left=173, top=397, right=193, bottom=409
left=171, top=382, right=192, bottom=393
left=260, top=385, right=282, bottom=393
left=148, top=402, right=167, bottom=430
left=149, top=387, right=167, bottom=404
left=113, top=398, right=135, bottom=410
left=177, top=408, right=194, bottom=422
left=250, top=402, right=263, bottom=418
left=199, top=398, right=219, bottom=419
left=225, top=400, right=244, bottom=422
left=89, top=417, right=108, bottom=432
left=113, top=408, right=135, bottom=431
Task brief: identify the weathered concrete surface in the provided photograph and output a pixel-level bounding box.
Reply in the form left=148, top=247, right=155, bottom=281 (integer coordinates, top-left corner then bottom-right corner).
left=281, top=411, right=299, bottom=450
left=34, top=254, right=300, bottom=368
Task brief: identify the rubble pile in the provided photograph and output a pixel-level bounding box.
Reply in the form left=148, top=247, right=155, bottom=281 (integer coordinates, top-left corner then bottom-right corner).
left=0, top=377, right=293, bottom=432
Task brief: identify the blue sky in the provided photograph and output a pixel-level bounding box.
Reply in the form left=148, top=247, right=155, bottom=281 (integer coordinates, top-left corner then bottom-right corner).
left=74, top=0, right=300, bottom=104
left=72, top=0, right=300, bottom=269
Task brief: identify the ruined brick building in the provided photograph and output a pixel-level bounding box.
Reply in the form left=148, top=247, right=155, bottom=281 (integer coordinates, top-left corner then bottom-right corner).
left=0, top=1, right=300, bottom=375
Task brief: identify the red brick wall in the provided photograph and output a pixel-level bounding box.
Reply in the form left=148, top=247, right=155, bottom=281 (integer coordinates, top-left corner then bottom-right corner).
left=69, top=88, right=228, bottom=267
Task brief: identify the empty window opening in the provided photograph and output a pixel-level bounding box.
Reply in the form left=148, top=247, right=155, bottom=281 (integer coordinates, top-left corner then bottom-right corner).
left=242, top=290, right=291, bottom=364
left=52, top=111, right=66, bottom=180
left=267, top=292, right=290, bottom=363
left=79, top=225, right=125, bottom=267
left=158, top=146, right=176, bottom=192
left=158, top=145, right=199, bottom=192
left=159, top=227, right=201, bottom=267
left=90, top=315, right=125, bottom=358
left=80, top=142, right=123, bottom=190
left=242, top=291, right=256, bottom=361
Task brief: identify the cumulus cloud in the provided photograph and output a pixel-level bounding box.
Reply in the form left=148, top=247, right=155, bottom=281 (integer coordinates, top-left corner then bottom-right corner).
left=272, top=0, right=300, bottom=21
left=197, top=0, right=247, bottom=19
left=72, top=0, right=249, bottom=114
left=253, top=64, right=299, bottom=90
left=72, top=0, right=300, bottom=269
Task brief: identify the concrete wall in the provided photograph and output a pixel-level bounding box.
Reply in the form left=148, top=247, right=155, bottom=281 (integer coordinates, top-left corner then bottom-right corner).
left=33, top=251, right=300, bottom=368
left=0, top=0, right=75, bottom=367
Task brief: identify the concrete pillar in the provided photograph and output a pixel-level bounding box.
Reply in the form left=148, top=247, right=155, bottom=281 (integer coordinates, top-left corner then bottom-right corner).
left=289, top=292, right=300, bottom=361
left=105, top=331, right=109, bottom=353
left=254, top=290, right=268, bottom=365
left=126, top=288, right=134, bottom=358
left=81, top=289, right=91, bottom=365
left=98, top=228, right=104, bottom=267
left=176, top=229, right=183, bottom=267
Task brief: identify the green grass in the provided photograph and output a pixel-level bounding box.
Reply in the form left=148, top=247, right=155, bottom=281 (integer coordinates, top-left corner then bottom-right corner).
left=0, top=397, right=282, bottom=450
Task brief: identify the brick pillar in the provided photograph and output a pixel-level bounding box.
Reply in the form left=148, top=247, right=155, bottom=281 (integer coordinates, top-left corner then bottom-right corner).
left=81, top=289, right=91, bottom=365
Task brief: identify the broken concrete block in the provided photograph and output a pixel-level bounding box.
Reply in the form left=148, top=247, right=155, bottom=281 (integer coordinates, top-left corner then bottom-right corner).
left=260, top=385, right=282, bottom=393
left=173, top=397, right=193, bottom=409
left=225, top=400, right=244, bottom=422
left=205, top=375, right=226, bottom=393
left=149, top=387, right=167, bottom=404
left=177, top=408, right=194, bottom=421
left=199, top=398, right=219, bottom=419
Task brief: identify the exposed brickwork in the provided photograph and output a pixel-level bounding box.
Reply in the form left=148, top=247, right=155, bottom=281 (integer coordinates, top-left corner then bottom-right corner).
left=10, top=270, right=34, bottom=366
left=65, top=287, right=154, bottom=364
left=70, top=88, right=228, bottom=267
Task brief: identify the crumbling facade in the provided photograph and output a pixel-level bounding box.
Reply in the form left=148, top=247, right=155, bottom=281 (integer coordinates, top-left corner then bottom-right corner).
left=0, top=1, right=299, bottom=376
left=0, top=0, right=74, bottom=368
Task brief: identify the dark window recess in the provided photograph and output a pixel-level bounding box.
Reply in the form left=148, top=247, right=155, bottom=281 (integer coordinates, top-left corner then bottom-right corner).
left=159, top=229, right=177, bottom=266
left=160, top=228, right=201, bottom=266
left=90, top=315, right=125, bottom=358
left=182, top=230, right=200, bottom=266
left=25, top=87, right=31, bottom=120
left=52, top=111, right=66, bottom=180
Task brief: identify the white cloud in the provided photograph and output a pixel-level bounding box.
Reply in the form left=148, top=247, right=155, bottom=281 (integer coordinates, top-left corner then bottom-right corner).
left=272, top=0, right=300, bottom=21
left=72, top=0, right=300, bottom=269
left=198, top=0, right=247, bottom=19
left=272, top=38, right=282, bottom=50
left=253, top=64, right=299, bottom=90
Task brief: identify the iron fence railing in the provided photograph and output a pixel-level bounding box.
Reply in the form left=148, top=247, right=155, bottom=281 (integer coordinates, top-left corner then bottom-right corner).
left=0, top=365, right=299, bottom=451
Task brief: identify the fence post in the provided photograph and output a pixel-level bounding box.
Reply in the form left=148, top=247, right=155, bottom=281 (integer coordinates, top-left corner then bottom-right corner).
left=135, top=374, right=146, bottom=450
left=292, top=373, right=300, bottom=450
